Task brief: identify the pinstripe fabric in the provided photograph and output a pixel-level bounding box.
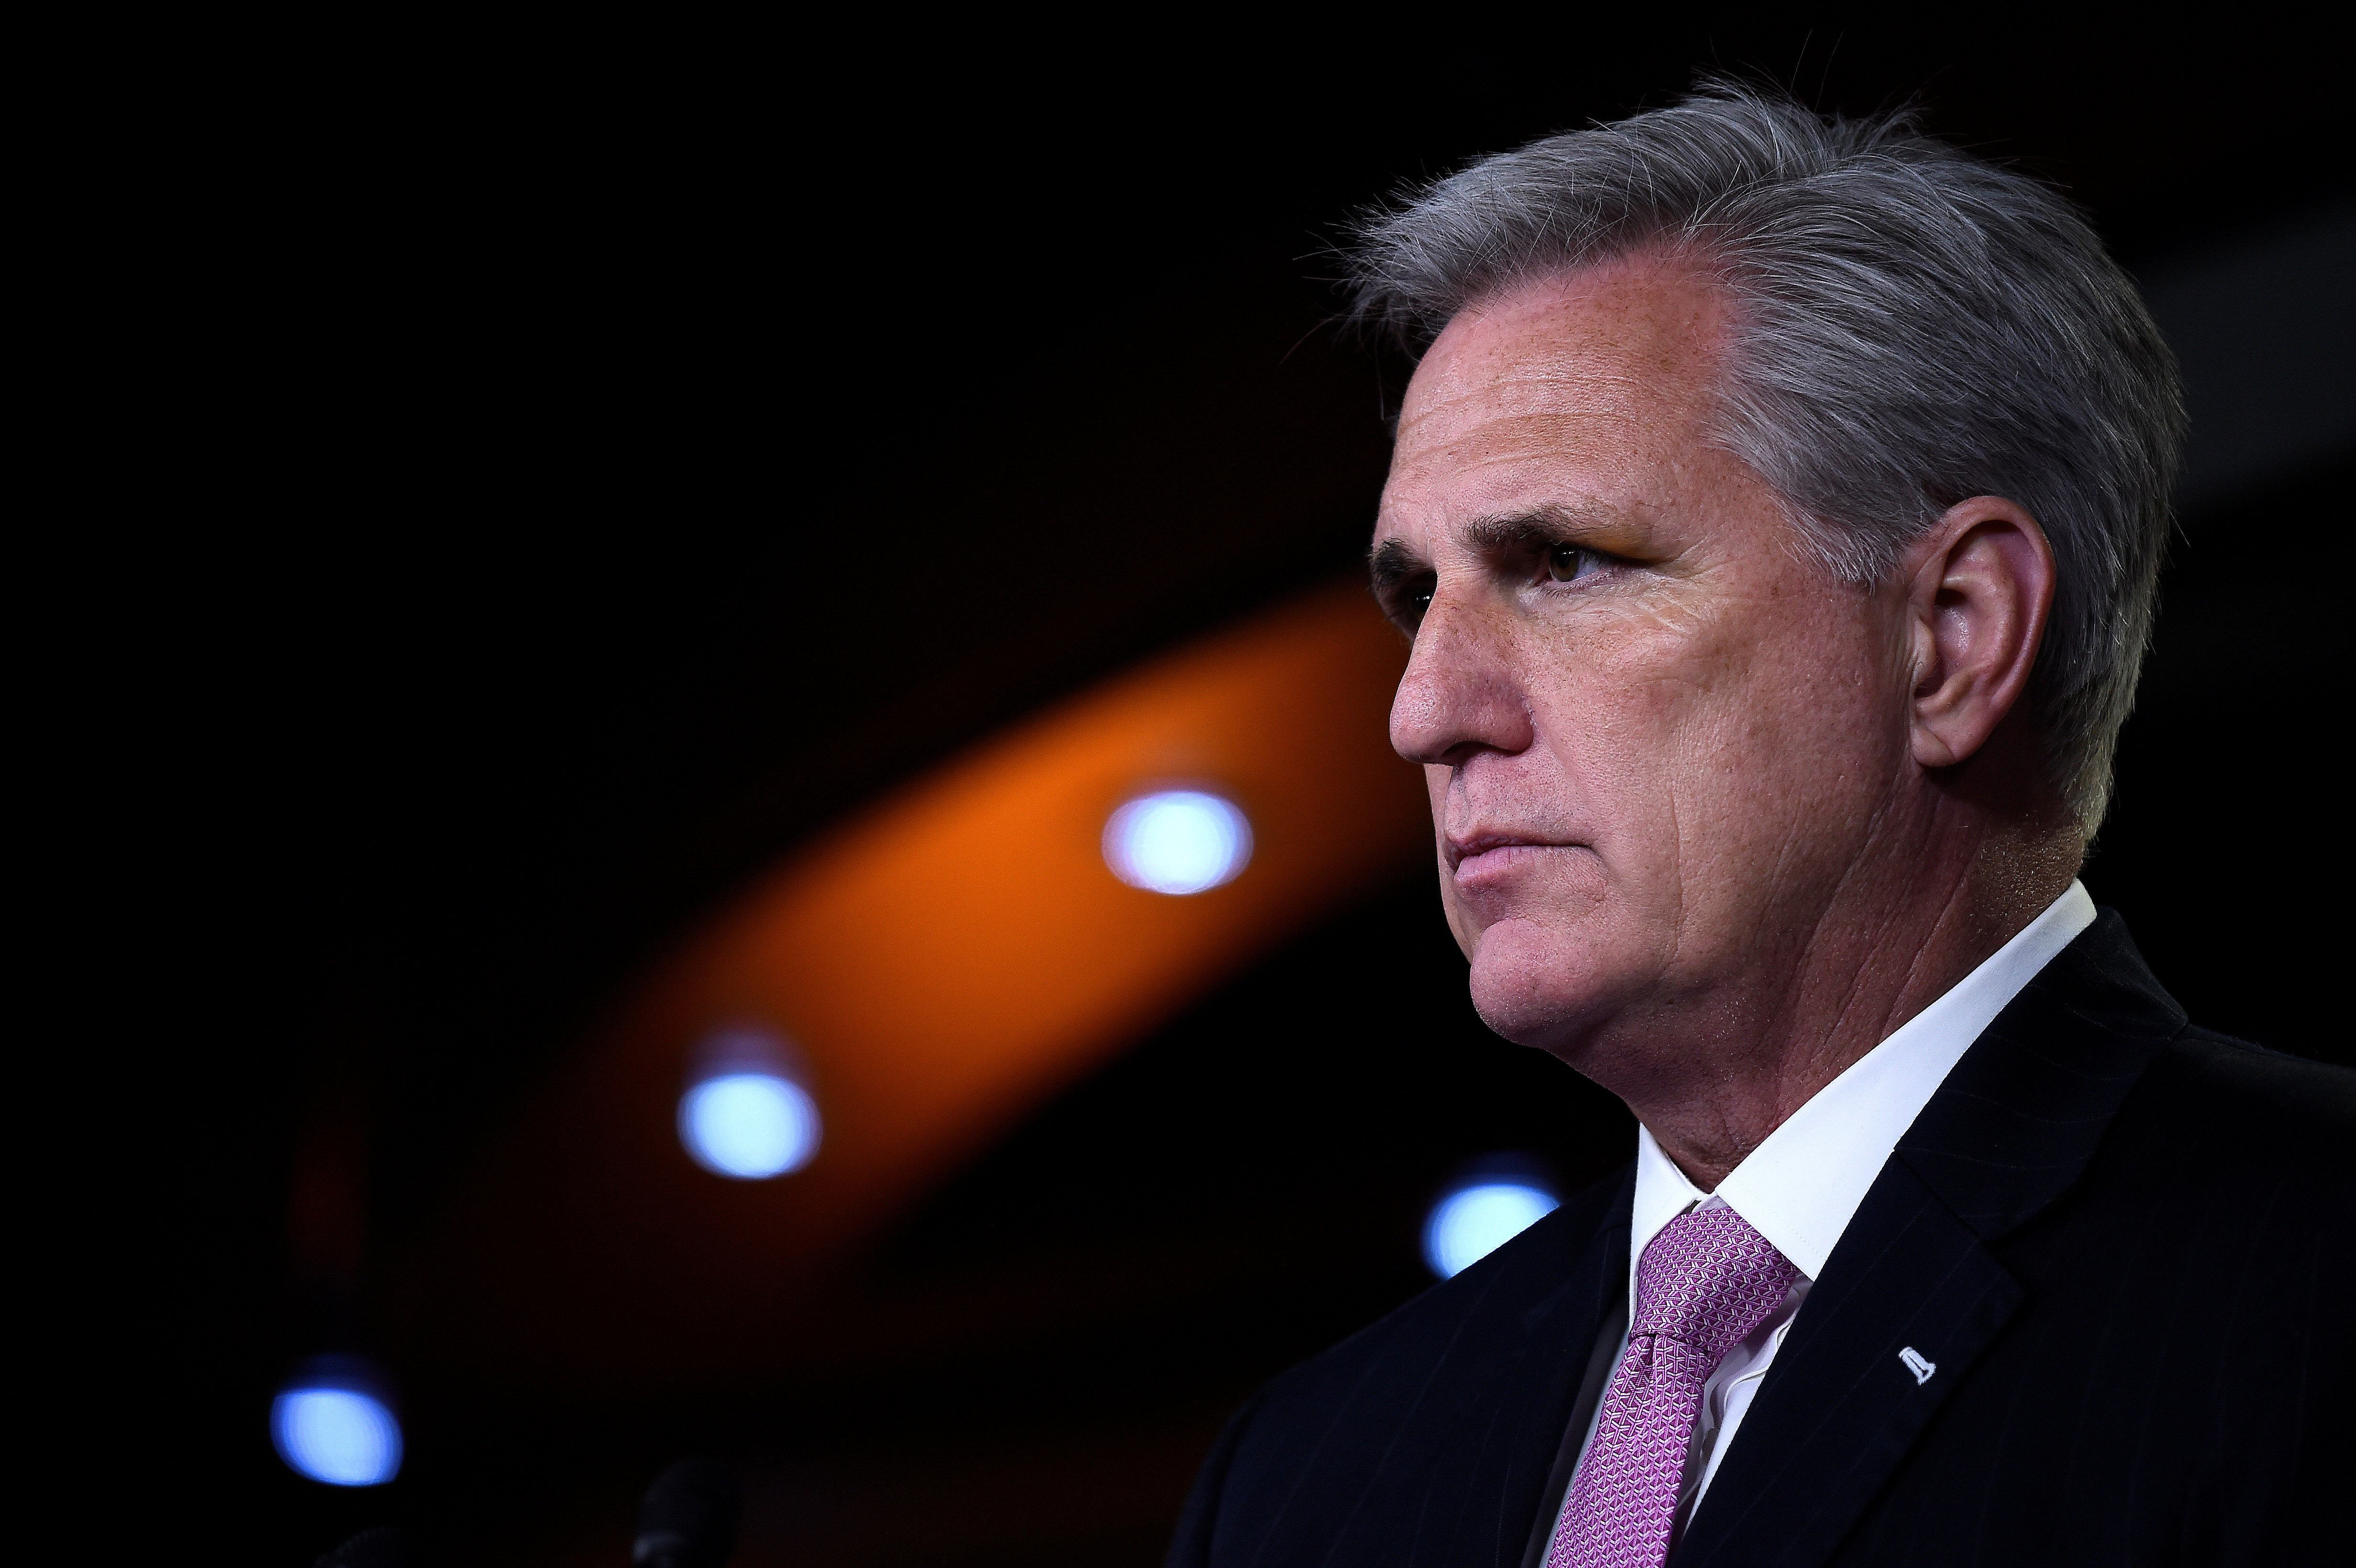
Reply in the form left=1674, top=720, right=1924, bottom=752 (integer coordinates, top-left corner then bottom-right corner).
left=1800, top=1031, right=2338, bottom=1567
left=1167, top=914, right=2354, bottom=1568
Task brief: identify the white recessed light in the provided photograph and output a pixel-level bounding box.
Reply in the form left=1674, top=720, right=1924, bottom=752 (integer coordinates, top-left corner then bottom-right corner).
left=272, top=1381, right=403, bottom=1487
left=679, top=1071, right=820, bottom=1179
left=1103, top=790, right=1252, bottom=895
left=1422, top=1181, right=1560, bottom=1278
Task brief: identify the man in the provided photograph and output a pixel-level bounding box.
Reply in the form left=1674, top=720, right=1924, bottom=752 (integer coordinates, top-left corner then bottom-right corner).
left=1169, top=86, right=2348, bottom=1568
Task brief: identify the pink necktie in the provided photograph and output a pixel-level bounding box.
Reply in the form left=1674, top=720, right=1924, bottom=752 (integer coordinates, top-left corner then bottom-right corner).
left=1545, top=1205, right=1801, bottom=1568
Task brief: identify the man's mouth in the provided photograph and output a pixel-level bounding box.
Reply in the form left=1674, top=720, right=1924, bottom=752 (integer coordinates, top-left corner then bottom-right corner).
left=1446, top=830, right=1584, bottom=881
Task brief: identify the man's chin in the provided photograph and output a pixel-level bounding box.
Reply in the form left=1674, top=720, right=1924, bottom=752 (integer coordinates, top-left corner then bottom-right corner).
left=1463, top=918, right=1634, bottom=1052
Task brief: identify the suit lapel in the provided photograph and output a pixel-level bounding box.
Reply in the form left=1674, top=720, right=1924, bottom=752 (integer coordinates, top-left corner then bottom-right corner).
left=1265, top=1164, right=1635, bottom=1567
left=1674, top=912, right=2186, bottom=1568
left=1672, top=1158, right=2020, bottom=1568
left=1433, top=1171, right=1633, bottom=1567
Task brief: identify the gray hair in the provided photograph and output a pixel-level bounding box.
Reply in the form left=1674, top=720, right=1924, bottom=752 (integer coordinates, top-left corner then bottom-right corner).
left=1348, top=83, right=2183, bottom=833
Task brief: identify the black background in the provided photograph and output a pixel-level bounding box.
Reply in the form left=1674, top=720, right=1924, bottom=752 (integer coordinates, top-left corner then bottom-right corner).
left=54, top=20, right=2351, bottom=1564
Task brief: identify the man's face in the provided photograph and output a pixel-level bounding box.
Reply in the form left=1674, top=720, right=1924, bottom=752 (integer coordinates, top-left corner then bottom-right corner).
left=1372, top=258, right=1918, bottom=1074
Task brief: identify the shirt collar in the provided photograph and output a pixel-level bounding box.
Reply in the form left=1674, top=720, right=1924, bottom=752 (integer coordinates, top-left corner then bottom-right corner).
left=1629, top=882, right=2096, bottom=1297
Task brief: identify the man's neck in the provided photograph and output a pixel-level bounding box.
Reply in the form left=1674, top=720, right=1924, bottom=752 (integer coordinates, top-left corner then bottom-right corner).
left=1623, top=824, right=2080, bottom=1191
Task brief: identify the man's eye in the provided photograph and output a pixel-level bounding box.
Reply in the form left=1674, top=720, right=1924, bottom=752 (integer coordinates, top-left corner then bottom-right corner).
left=1547, top=543, right=1596, bottom=582
left=1386, top=580, right=1435, bottom=628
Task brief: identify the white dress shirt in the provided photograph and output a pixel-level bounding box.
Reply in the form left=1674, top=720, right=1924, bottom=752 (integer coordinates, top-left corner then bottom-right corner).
left=1558, top=882, right=2097, bottom=1533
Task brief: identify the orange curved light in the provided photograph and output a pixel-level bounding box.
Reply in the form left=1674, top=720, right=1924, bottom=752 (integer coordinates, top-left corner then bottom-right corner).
left=409, top=579, right=1429, bottom=1385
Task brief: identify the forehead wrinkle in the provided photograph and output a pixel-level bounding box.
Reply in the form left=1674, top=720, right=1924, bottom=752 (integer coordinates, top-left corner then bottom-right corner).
left=1397, top=266, right=1735, bottom=454
left=1379, top=446, right=1637, bottom=551
left=1397, top=364, right=1657, bottom=453
left=1396, top=376, right=1713, bottom=516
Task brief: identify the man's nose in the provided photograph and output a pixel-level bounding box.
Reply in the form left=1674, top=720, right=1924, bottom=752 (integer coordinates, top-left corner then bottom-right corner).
left=1388, top=593, right=1534, bottom=767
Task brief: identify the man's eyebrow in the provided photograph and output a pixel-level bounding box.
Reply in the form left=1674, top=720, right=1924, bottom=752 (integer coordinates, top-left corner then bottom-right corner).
left=1371, top=503, right=1636, bottom=592
left=1462, top=504, right=1627, bottom=553
left=1368, top=536, right=1426, bottom=592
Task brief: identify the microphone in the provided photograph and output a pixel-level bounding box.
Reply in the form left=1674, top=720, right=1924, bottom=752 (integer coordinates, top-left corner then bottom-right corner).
left=633, top=1457, right=740, bottom=1568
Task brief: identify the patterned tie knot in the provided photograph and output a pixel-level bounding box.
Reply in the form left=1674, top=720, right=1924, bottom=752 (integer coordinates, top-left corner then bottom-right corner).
left=1631, top=1205, right=1800, bottom=1365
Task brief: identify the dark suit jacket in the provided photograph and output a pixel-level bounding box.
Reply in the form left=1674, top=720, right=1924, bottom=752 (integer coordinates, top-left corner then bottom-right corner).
left=1168, top=913, right=2352, bottom=1567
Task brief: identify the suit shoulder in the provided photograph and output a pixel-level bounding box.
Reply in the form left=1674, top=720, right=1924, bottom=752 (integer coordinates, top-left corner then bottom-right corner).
left=2152, top=1026, right=2355, bottom=1128
left=2111, top=1026, right=2356, bottom=1189
left=1169, top=1169, right=1630, bottom=1564
left=1244, top=1165, right=1626, bottom=1430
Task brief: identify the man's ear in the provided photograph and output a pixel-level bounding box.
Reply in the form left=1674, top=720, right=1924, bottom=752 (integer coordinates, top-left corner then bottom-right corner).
left=1904, top=496, right=2056, bottom=770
